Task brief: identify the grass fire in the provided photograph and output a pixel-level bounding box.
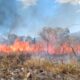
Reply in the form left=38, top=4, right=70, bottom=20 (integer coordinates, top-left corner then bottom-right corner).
left=0, top=0, right=80, bottom=79
left=0, top=27, right=80, bottom=80
left=0, top=38, right=80, bottom=55
left=0, top=27, right=80, bottom=55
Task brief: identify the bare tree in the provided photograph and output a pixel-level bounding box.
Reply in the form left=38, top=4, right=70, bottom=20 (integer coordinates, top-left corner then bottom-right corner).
left=39, top=27, right=70, bottom=54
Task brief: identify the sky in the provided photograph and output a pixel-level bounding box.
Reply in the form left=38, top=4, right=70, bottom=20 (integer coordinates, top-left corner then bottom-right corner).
left=0, top=0, right=80, bottom=37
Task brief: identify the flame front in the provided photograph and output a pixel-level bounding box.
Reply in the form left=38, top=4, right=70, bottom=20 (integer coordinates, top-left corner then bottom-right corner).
left=0, top=39, right=80, bottom=55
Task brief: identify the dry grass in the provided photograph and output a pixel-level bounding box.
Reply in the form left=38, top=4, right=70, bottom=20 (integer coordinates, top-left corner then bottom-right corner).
left=0, top=54, right=80, bottom=80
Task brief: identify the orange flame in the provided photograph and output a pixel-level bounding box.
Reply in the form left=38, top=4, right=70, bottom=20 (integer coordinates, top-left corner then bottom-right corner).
left=0, top=39, right=80, bottom=55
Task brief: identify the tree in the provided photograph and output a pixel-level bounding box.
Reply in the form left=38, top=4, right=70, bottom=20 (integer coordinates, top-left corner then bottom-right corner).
left=39, top=27, right=70, bottom=53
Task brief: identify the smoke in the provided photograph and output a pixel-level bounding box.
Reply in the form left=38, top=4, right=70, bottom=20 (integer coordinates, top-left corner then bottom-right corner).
left=0, top=0, right=18, bottom=35
left=56, top=0, right=80, bottom=5
left=9, top=0, right=39, bottom=35
left=9, top=14, right=22, bottom=34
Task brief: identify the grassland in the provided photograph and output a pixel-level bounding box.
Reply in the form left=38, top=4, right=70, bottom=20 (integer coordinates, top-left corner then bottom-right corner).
left=0, top=54, right=80, bottom=80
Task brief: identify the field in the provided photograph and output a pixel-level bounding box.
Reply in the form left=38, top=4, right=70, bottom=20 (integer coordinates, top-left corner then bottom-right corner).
left=0, top=54, right=80, bottom=80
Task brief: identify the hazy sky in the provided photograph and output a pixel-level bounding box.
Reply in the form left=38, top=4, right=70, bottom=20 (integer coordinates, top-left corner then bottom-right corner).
left=0, top=0, right=80, bottom=37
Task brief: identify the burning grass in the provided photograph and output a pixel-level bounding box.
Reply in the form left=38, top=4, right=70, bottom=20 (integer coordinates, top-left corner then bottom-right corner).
left=0, top=54, right=80, bottom=80
left=0, top=38, right=80, bottom=55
